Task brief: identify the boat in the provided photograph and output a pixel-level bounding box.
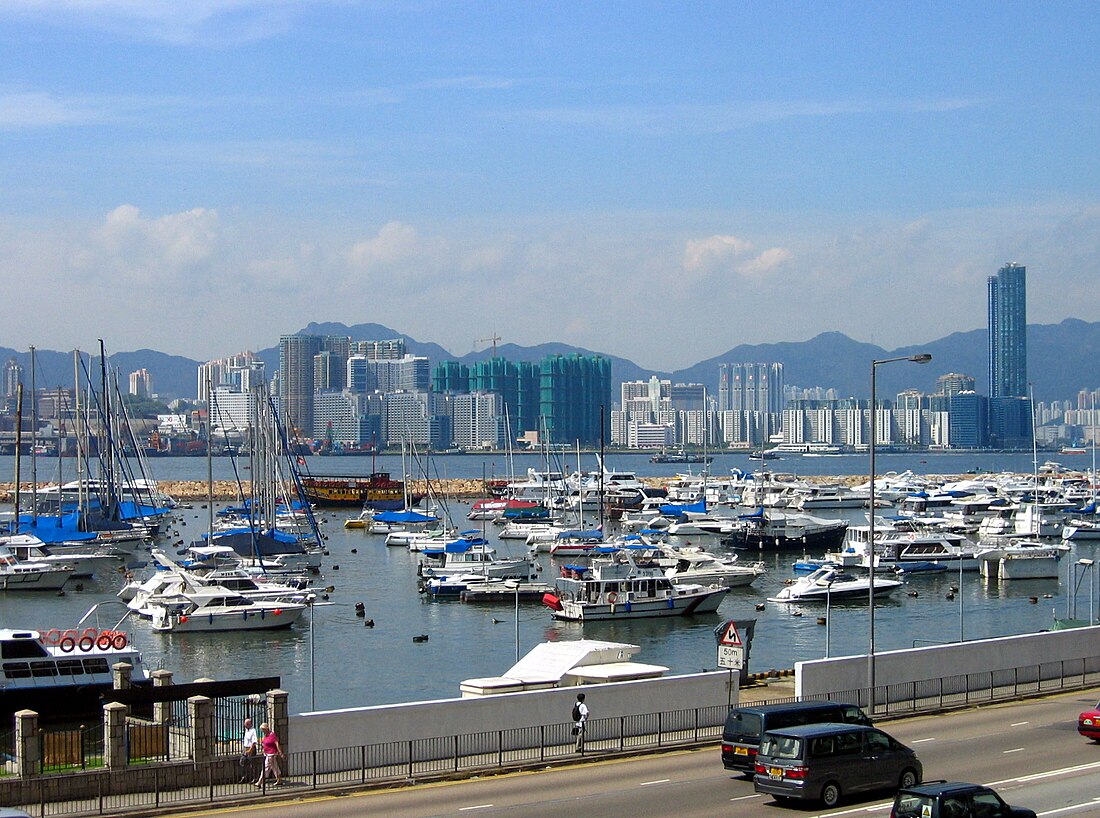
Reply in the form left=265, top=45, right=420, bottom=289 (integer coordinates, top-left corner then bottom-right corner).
left=722, top=509, right=848, bottom=552
left=148, top=587, right=308, bottom=633
left=662, top=548, right=766, bottom=588
left=977, top=538, right=1069, bottom=580
left=299, top=472, right=423, bottom=509
left=541, top=549, right=729, bottom=621
left=0, top=544, right=72, bottom=591
left=2, top=532, right=125, bottom=578
left=417, top=537, right=536, bottom=583
left=649, top=449, right=713, bottom=464
left=0, top=623, right=149, bottom=721
left=767, top=565, right=902, bottom=604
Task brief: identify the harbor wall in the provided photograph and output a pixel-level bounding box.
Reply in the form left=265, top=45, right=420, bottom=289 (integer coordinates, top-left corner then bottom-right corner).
left=795, top=626, right=1100, bottom=698
left=290, top=671, right=731, bottom=752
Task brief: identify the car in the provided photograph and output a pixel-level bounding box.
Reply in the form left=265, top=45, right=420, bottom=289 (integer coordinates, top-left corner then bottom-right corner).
left=753, top=722, right=921, bottom=807
left=1077, top=700, right=1100, bottom=740
left=891, top=781, right=1037, bottom=818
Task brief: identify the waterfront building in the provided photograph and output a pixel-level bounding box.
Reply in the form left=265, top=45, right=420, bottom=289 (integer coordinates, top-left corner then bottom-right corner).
left=348, top=354, right=430, bottom=393
left=381, top=389, right=449, bottom=449
left=432, top=361, right=470, bottom=394
left=538, top=354, right=611, bottom=446
left=949, top=391, right=990, bottom=448
left=128, top=368, right=153, bottom=399
left=448, top=391, right=505, bottom=450
left=671, top=383, right=707, bottom=412
left=313, top=390, right=382, bottom=445
left=314, top=351, right=345, bottom=391
left=3, top=358, right=23, bottom=402
left=350, top=338, right=407, bottom=360
left=989, top=395, right=1034, bottom=449
left=209, top=386, right=259, bottom=435
left=198, top=352, right=265, bottom=404
left=628, top=421, right=675, bottom=449
left=280, top=334, right=351, bottom=436
left=988, top=262, right=1028, bottom=399
left=718, top=362, right=784, bottom=414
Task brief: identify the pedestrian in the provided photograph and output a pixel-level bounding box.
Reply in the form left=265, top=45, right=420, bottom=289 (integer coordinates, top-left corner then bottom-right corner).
left=254, top=722, right=285, bottom=787
left=572, top=692, right=589, bottom=754
left=239, top=717, right=259, bottom=783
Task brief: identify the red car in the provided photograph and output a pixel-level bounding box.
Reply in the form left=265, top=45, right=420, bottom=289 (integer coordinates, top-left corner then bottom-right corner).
left=1078, top=702, right=1100, bottom=740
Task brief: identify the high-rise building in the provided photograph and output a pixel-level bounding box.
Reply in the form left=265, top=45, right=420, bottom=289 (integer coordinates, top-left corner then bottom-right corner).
left=936, top=373, right=976, bottom=398
left=718, top=363, right=784, bottom=414
left=538, top=354, right=611, bottom=445
left=988, top=263, right=1027, bottom=399
left=128, top=369, right=153, bottom=399
left=3, top=358, right=23, bottom=399
left=350, top=339, right=407, bottom=360
left=279, top=334, right=350, bottom=436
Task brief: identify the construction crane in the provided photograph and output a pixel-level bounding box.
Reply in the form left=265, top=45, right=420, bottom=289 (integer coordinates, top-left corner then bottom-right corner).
left=475, top=334, right=502, bottom=357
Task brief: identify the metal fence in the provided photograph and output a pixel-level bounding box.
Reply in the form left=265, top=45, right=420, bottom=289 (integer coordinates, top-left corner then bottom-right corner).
left=39, top=725, right=102, bottom=773
left=7, top=661, right=1100, bottom=817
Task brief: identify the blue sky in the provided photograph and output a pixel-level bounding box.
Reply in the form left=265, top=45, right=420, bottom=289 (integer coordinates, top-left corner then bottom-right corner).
left=2, top=2, right=1098, bottom=370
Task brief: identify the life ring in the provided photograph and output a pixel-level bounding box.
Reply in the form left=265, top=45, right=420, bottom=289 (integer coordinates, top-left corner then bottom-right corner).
left=81, top=628, right=98, bottom=641
left=96, top=634, right=113, bottom=650
left=111, top=633, right=127, bottom=650
left=62, top=629, right=79, bottom=642
left=42, top=629, right=62, bottom=645
left=607, top=591, right=618, bottom=604
left=77, top=635, right=95, bottom=652
left=59, top=636, right=76, bottom=653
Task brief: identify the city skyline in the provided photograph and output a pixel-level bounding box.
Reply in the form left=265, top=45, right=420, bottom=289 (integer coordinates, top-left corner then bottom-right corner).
left=2, top=5, right=1099, bottom=370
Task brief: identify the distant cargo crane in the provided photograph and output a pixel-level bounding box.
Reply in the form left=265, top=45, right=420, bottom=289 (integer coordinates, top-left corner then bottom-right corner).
left=475, top=334, right=502, bottom=357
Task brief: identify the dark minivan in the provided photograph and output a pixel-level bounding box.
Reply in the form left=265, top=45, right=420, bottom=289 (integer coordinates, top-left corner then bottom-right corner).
left=754, top=722, right=922, bottom=807
left=721, top=700, right=871, bottom=774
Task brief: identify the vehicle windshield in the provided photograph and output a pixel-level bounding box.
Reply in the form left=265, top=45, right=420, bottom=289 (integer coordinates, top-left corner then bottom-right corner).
left=759, top=734, right=802, bottom=760
left=725, top=712, right=762, bottom=740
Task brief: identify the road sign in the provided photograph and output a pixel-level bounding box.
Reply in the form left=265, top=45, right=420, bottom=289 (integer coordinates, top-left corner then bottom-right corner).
left=718, top=643, right=744, bottom=670
left=717, top=621, right=742, bottom=647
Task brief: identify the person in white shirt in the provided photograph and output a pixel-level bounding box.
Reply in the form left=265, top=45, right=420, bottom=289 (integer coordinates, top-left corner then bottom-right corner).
left=573, top=693, right=589, bottom=753
left=240, top=718, right=259, bottom=782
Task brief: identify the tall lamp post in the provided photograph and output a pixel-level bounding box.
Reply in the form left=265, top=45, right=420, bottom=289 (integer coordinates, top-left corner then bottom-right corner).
left=868, top=352, right=932, bottom=710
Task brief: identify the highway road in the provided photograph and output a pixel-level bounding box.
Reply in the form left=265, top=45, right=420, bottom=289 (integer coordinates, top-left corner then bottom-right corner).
left=167, top=689, right=1100, bottom=818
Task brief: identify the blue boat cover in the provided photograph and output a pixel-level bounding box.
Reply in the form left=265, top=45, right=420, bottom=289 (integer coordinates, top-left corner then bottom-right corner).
left=659, top=500, right=706, bottom=515
left=371, top=510, right=438, bottom=524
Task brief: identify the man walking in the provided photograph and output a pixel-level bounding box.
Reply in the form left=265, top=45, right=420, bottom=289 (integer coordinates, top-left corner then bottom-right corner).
left=572, top=692, right=589, bottom=754
left=239, top=718, right=259, bottom=783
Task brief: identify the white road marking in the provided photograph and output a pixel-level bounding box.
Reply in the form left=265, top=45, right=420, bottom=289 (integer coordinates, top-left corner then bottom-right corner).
left=912, top=737, right=937, bottom=743
left=639, top=778, right=670, bottom=786
left=1011, top=721, right=1029, bottom=726
left=459, top=805, right=494, bottom=811
left=730, top=793, right=762, bottom=802
left=996, top=758, right=1100, bottom=784
left=1003, top=747, right=1025, bottom=754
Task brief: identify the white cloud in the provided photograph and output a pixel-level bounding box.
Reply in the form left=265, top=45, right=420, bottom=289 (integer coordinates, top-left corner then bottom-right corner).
left=0, top=92, right=98, bottom=129
left=683, top=234, right=753, bottom=272
left=346, top=221, right=422, bottom=269
left=737, top=247, right=793, bottom=277
left=89, top=205, right=221, bottom=285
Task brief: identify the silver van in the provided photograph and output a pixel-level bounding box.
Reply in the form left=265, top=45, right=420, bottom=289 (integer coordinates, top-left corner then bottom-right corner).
left=753, top=722, right=922, bottom=807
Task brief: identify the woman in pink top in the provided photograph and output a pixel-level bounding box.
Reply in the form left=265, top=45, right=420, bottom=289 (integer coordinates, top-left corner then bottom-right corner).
left=254, top=722, right=284, bottom=787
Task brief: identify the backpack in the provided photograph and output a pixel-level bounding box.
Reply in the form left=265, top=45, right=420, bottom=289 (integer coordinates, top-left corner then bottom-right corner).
left=571, top=702, right=582, bottom=721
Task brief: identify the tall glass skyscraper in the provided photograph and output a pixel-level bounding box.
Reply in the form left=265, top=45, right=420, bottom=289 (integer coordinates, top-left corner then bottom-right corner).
left=987, top=262, right=1027, bottom=398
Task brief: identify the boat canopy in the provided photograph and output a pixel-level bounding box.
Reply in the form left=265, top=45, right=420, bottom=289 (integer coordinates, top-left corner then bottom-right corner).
left=371, top=510, right=438, bottom=524
left=554, top=529, right=603, bottom=541
left=658, top=500, right=706, bottom=515
left=738, top=508, right=766, bottom=520
left=211, top=531, right=307, bottom=557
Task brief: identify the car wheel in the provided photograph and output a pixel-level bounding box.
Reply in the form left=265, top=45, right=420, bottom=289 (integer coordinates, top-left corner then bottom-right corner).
left=899, top=768, right=920, bottom=789
left=821, top=781, right=842, bottom=807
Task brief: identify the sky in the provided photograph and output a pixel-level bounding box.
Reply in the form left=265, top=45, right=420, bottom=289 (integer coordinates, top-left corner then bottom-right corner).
left=2, top=1, right=1099, bottom=371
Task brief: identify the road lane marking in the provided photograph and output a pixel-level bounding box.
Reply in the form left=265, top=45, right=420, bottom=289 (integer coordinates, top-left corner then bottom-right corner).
left=1011, top=721, right=1029, bottom=726
left=1003, top=747, right=1025, bottom=754
left=992, top=758, right=1100, bottom=785
left=1038, top=803, right=1100, bottom=817
left=912, top=737, right=936, bottom=743
left=639, top=778, right=670, bottom=786
left=730, top=794, right=762, bottom=802
left=459, top=805, right=494, bottom=811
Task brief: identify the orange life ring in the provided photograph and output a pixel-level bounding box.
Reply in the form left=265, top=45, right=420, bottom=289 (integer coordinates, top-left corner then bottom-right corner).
left=112, top=633, right=127, bottom=650
left=96, top=634, right=113, bottom=650
left=607, top=591, right=618, bottom=604
left=81, top=628, right=98, bottom=641
left=42, top=629, right=62, bottom=645
left=77, top=635, right=95, bottom=652
left=59, top=636, right=76, bottom=653
left=62, top=629, right=79, bottom=642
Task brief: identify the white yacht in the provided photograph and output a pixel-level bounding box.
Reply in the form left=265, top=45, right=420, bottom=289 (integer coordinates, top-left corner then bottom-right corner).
left=768, top=565, right=902, bottom=604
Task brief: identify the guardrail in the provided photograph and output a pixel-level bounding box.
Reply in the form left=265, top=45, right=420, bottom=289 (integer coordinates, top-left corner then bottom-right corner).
left=6, top=662, right=1100, bottom=817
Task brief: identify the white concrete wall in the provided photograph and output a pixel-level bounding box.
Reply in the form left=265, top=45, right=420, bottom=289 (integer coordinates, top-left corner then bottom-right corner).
left=796, top=626, right=1100, bottom=698
left=290, top=671, right=731, bottom=753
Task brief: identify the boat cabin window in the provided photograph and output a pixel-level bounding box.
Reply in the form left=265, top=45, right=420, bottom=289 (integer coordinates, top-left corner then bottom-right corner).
left=1, top=639, right=49, bottom=660
left=56, top=659, right=85, bottom=676
left=31, top=661, right=57, bottom=678
left=82, top=658, right=110, bottom=674
left=3, top=662, right=31, bottom=679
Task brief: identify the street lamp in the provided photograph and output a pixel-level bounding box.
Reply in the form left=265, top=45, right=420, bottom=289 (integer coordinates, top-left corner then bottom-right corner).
left=505, top=580, right=520, bottom=662
left=868, top=352, right=932, bottom=709
left=1074, top=559, right=1094, bottom=622
left=825, top=575, right=836, bottom=658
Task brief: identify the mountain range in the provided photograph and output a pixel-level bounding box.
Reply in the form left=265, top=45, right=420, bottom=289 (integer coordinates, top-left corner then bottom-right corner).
left=3, top=317, right=1097, bottom=405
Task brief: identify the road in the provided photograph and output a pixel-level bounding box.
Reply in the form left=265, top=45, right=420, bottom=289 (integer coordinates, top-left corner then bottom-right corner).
left=166, top=690, right=1100, bottom=818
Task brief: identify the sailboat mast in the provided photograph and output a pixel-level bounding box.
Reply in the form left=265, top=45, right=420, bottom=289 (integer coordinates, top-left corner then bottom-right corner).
left=12, top=384, right=22, bottom=533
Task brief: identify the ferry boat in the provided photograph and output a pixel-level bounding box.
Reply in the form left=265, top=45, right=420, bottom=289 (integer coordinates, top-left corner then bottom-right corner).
left=542, top=550, right=728, bottom=621
left=0, top=623, right=149, bottom=721
left=299, top=472, right=423, bottom=509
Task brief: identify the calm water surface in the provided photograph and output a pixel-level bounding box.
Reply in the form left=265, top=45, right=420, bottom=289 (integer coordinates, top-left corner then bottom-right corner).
left=0, top=451, right=1092, bottom=715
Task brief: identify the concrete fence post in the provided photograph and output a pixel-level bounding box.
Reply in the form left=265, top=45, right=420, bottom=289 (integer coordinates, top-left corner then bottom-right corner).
left=104, top=702, right=129, bottom=769
left=188, top=696, right=214, bottom=764
left=15, top=709, right=39, bottom=778
left=268, top=688, right=290, bottom=750
left=112, top=661, right=133, bottom=690
left=152, top=669, right=174, bottom=724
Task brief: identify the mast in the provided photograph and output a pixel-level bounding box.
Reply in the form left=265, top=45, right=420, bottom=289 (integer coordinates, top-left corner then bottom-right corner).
left=29, top=346, right=37, bottom=523
left=12, top=384, right=22, bottom=534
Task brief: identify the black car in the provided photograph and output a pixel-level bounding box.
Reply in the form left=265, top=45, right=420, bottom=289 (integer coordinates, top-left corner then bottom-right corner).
left=891, top=781, right=1036, bottom=818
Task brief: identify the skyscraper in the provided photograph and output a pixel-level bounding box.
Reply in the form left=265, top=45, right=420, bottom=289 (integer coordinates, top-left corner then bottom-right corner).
left=988, top=262, right=1027, bottom=398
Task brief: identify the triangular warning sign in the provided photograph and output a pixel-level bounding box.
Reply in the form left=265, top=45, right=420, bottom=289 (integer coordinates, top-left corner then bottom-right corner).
left=719, top=622, right=742, bottom=646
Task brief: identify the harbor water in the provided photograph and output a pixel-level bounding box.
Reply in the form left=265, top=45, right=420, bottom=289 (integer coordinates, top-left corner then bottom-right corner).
left=1, top=450, right=1095, bottom=715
